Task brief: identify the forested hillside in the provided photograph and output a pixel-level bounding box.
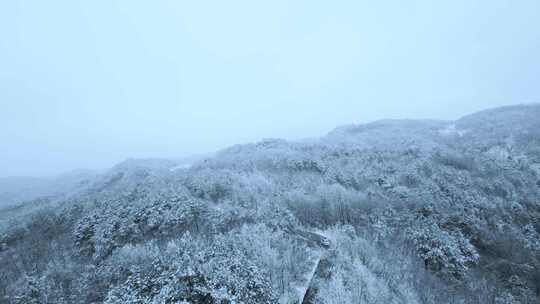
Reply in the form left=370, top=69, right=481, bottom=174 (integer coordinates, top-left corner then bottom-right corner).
left=1, top=104, right=540, bottom=303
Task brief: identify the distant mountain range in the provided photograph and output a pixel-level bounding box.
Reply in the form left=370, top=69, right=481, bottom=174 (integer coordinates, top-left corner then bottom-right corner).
left=0, top=169, right=97, bottom=208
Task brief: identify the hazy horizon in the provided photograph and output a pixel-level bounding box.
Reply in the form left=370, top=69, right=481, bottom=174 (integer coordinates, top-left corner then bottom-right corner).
left=2, top=1, right=539, bottom=177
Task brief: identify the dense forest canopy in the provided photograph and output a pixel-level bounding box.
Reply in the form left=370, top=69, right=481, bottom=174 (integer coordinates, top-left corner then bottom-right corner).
left=1, top=104, right=540, bottom=303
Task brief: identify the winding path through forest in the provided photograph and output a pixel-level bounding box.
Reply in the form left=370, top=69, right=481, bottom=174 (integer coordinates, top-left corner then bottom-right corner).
left=285, top=228, right=332, bottom=304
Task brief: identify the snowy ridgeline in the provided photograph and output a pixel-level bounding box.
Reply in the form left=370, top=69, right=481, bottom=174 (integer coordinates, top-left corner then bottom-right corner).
left=1, top=104, right=540, bottom=303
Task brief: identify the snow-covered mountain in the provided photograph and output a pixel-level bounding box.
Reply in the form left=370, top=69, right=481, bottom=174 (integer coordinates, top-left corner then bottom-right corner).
left=1, top=104, right=539, bottom=303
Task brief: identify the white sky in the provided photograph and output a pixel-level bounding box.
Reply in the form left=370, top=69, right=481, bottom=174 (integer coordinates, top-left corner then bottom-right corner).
left=1, top=0, right=539, bottom=177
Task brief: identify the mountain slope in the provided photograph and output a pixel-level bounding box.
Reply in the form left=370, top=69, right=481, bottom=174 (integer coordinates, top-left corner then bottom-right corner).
left=1, top=104, right=539, bottom=304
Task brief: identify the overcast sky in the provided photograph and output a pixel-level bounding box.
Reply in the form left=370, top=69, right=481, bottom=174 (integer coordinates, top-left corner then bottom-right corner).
left=1, top=1, right=539, bottom=177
